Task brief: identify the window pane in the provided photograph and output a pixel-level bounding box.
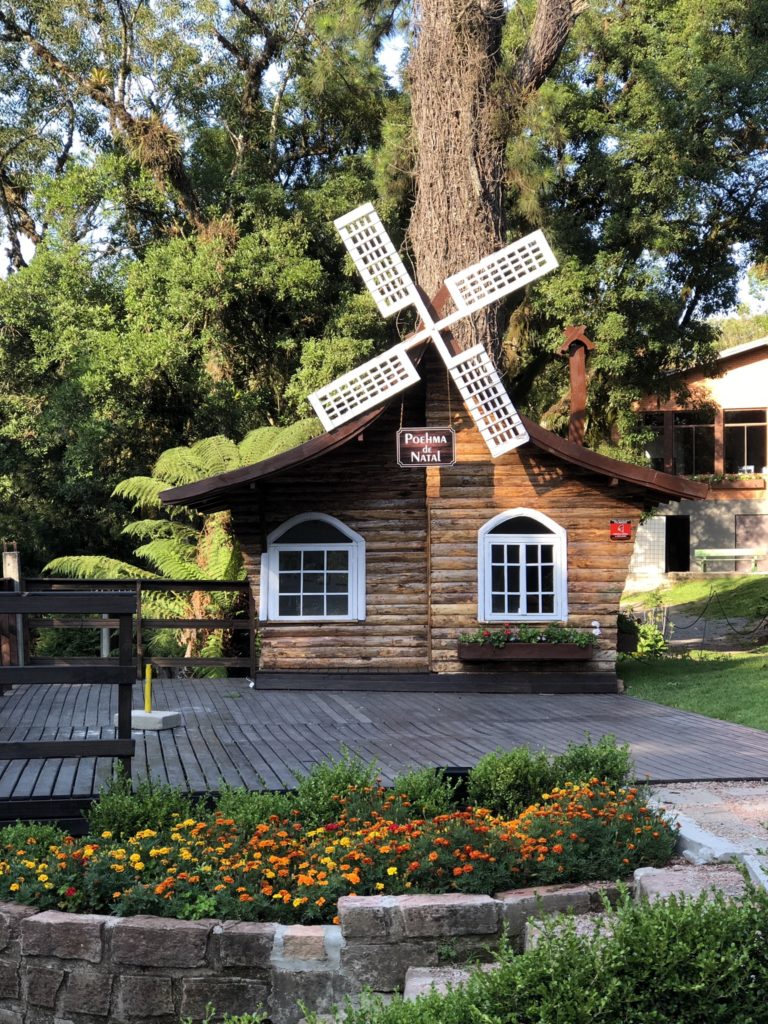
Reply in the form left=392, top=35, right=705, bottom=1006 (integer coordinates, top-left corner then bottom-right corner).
left=278, top=572, right=301, bottom=593
left=327, top=595, right=348, bottom=615
left=303, top=551, right=325, bottom=571
left=278, top=595, right=300, bottom=616
left=491, top=565, right=505, bottom=591
left=526, top=565, right=539, bottom=592
left=489, top=516, right=554, bottom=535
left=491, top=543, right=505, bottom=563
left=506, top=565, right=520, bottom=592
left=541, top=594, right=554, bottom=613
left=724, top=410, right=766, bottom=424
left=540, top=545, right=553, bottom=563
left=525, top=545, right=538, bottom=565
left=279, top=551, right=301, bottom=571
left=303, top=595, right=324, bottom=615
left=542, top=565, right=554, bottom=590
left=747, top=425, right=766, bottom=469
left=327, top=550, right=349, bottom=570
left=327, top=572, right=348, bottom=594
left=527, top=595, right=540, bottom=614
left=506, top=594, right=521, bottom=614
left=276, top=520, right=350, bottom=543
left=304, top=572, right=324, bottom=594
left=491, top=593, right=506, bottom=614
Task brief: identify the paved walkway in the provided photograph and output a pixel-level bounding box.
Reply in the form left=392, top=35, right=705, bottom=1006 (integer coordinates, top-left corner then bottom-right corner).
left=3, top=679, right=768, bottom=805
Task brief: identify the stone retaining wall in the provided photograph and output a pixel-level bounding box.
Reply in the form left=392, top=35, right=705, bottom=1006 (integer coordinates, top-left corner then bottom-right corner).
left=0, top=883, right=616, bottom=1024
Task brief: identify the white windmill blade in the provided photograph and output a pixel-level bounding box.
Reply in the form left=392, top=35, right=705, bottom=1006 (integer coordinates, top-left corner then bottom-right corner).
left=442, top=230, right=558, bottom=318
left=308, top=341, right=421, bottom=432
left=334, top=203, right=421, bottom=319
left=447, top=345, right=529, bottom=457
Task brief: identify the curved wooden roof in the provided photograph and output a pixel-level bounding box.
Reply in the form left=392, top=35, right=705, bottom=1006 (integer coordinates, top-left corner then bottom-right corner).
left=160, top=404, right=708, bottom=513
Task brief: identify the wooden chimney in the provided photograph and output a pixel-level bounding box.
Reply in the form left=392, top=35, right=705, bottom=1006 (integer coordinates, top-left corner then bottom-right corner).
left=559, top=326, right=595, bottom=446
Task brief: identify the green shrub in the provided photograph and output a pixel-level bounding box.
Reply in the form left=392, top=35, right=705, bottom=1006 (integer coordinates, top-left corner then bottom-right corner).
left=292, top=748, right=380, bottom=827
left=213, top=785, right=293, bottom=834
left=551, top=734, right=632, bottom=788
left=636, top=620, right=668, bottom=657
left=466, top=746, right=554, bottom=816
left=389, top=766, right=459, bottom=818
left=313, top=886, right=768, bottom=1024
left=85, top=767, right=199, bottom=840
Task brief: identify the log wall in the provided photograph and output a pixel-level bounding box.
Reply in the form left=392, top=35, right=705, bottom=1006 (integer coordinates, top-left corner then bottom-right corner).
left=232, top=356, right=645, bottom=675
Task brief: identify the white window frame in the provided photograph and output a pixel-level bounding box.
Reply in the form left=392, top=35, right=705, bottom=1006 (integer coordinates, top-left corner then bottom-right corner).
left=477, top=508, right=567, bottom=622
left=260, top=512, right=366, bottom=622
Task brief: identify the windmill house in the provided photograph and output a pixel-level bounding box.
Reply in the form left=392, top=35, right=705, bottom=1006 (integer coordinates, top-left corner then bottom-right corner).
left=161, top=206, right=706, bottom=692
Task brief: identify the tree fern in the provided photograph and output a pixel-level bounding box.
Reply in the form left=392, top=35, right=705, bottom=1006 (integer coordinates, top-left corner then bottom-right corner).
left=121, top=520, right=198, bottom=543
left=112, top=476, right=167, bottom=512
left=43, top=555, right=154, bottom=579
left=152, top=447, right=209, bottom=487
left=238, top=426, right=284, bottom=465
left=189, top=435, right=242, bottom=475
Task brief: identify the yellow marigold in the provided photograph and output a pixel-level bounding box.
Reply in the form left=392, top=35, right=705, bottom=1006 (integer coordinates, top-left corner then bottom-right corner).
left=9, top=883, right=19, bottom=892
left=101, top=831, right=113, bottom=840
left=386, top=866, right=398, bottom=876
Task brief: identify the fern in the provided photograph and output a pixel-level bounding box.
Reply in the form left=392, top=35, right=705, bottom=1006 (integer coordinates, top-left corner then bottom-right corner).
left=133, top=539, right=202, bottom=579
left=43, top=555, right=153, bottom=579
left=152, top=447, right=209, bottom=487
left=112, top=477, right=167, bottom=512
left=237, top=426, right=284, bottom=465
left=266, top=418, right=323, bottom=457
left=189, top=435, right=242, bottom=475
left=121, top=520, right=198, bottom=542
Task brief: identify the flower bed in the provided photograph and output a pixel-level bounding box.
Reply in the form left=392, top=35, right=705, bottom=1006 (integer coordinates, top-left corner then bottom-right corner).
left=0, top=781, right=675, bottom=925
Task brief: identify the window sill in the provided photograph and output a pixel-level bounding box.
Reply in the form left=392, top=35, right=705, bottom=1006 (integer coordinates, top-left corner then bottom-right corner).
left=458, top=642, right=594, bottom=662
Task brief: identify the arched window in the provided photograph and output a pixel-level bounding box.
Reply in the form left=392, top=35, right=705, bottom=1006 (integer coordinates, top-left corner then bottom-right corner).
left=477, top=509, right=567, bottom=622
left=260, top=513, right=365, bottom=621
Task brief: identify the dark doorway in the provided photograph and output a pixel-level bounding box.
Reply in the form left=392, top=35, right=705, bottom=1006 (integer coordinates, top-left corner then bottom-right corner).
left=665, top=515, right=690, bottom=572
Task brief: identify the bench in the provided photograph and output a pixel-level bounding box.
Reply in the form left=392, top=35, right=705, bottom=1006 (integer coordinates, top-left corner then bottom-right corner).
left=694, top=548, right=768, bottom=572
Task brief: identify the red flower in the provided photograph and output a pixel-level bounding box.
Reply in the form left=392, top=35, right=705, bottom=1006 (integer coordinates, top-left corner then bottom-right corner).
left=65, top=887, right=77, bottom=897
left=324, top=823, right=340, bottom=832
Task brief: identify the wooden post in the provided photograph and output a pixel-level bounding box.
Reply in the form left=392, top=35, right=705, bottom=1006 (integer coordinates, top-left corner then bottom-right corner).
left=117, top=607, right=134, bottom=779
left=558, top=326, right=595, bottom=446
left=1, top=546, right=23, bottom=666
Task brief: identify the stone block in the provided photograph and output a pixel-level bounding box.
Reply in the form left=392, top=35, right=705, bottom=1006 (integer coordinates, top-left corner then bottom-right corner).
left=111, top=916, right=212, bottom=968
left=20, top=911, right=106, bottom=963
left=403, top=966, right=472, bottom=1000
left=496, top=883, right=596, bottom=938
left=179, top=977, right=267, bottom=1020
left=218, top=921, right=276, bottom=969
left=340, top=940, right=438, bottom=992
left=633, top=864, right=746, bottom=902
left=114, top=974, right=175, bottom=1018
left=0, top=1009, right=23, bottom=1024
left=23, top=965, right=64, bottom=1008
left=60, top=971, right=113, bottom=1017
left=337, top=896, right=403, bottom=942
left=269, top=969, right=336, bottom=1024
left=0, top=904, right=37, bottom=953
left=282, top=926, right=327, bottom=961
left=0, top=959, right=18, bottom=999
left=523, top=912, right=612, bottom=951
left=398, top=895, right=500, bottom=939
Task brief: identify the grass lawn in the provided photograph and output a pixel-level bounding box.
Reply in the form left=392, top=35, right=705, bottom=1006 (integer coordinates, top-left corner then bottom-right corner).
left=622, top=574, right=768, bottom=620
left=621, top=651, right=768, bottom=730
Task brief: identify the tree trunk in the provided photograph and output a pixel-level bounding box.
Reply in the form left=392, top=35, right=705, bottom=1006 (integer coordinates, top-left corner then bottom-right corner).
left=407, top=0, right=585, bottom=360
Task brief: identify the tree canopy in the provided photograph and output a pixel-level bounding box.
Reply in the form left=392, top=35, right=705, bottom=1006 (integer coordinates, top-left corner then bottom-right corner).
left=1, top=0, right=767, bottom=566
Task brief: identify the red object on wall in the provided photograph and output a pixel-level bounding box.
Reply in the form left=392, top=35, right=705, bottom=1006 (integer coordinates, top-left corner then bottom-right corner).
left=610, top=519, right=632, bottom=540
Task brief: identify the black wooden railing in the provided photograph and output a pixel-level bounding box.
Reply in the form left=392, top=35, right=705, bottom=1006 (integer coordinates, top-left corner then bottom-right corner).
left=0, top=590, right=136, bottom=822
left=22, top=577, right=257, bottom=679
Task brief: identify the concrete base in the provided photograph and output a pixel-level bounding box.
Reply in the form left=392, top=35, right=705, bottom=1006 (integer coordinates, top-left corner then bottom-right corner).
left=113, top=710, right=182, bottom=731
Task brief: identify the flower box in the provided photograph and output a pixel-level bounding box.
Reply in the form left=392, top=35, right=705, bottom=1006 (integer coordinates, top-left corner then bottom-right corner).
left=711, top=477, right=765, bottom=490
left=458, top=642, right=594, bottom=662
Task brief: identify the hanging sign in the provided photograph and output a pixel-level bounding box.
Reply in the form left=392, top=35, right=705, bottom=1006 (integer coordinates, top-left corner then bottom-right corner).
left=397, top=428, right=456, bottom=467
left=610, top=519, right=633, bottom=540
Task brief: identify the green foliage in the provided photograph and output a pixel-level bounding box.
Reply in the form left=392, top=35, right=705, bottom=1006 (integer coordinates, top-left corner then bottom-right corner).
left=467, top=735, right=634, bottom=816
left=292, top=748, right=380, bottom=828
left=636, top=620, right=669, bottom=658
left=213, top=785, right=294, bottom=836
left=84, top=767, right=198, bottom=841
left=623, top=575, right=768, bottom=622
left=466, top=746, right=554, bottom=817
left=551, top=735, right=632, bottom=789
left=389, top=767, right=459, bottom=818
left=319, top=887, right=768, bottom=1024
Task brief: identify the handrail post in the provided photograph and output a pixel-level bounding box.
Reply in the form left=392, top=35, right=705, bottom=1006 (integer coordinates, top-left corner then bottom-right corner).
left=117, top=609, right=134, bottom=779
left=135, top=580, right=143, bottom=683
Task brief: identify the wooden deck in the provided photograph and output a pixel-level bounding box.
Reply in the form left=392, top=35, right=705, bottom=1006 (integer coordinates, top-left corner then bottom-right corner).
left=3, top=676, right=768, bottom=811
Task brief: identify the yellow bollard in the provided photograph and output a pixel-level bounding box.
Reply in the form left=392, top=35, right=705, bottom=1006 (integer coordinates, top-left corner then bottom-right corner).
left=144, top=663, right=152, bottom=714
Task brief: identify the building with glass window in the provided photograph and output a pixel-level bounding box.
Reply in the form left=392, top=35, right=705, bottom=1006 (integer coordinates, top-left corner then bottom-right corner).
left=631, top=337, right=768, bottom=578
left=161, top=350, right=704, bottom=690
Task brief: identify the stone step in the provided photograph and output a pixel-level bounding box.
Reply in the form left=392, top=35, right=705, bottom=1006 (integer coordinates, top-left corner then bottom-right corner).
left=403, top=963, right=499, bottom=1000
left=633, top=863, right=748, bottom=902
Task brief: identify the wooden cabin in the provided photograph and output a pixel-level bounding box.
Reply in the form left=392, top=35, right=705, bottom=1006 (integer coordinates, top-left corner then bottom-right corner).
left=161, top=349, right=706, bottom=692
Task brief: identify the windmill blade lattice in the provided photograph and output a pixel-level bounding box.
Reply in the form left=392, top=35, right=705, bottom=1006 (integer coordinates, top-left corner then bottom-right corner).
left=447, top=345, right=529, bottom=457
